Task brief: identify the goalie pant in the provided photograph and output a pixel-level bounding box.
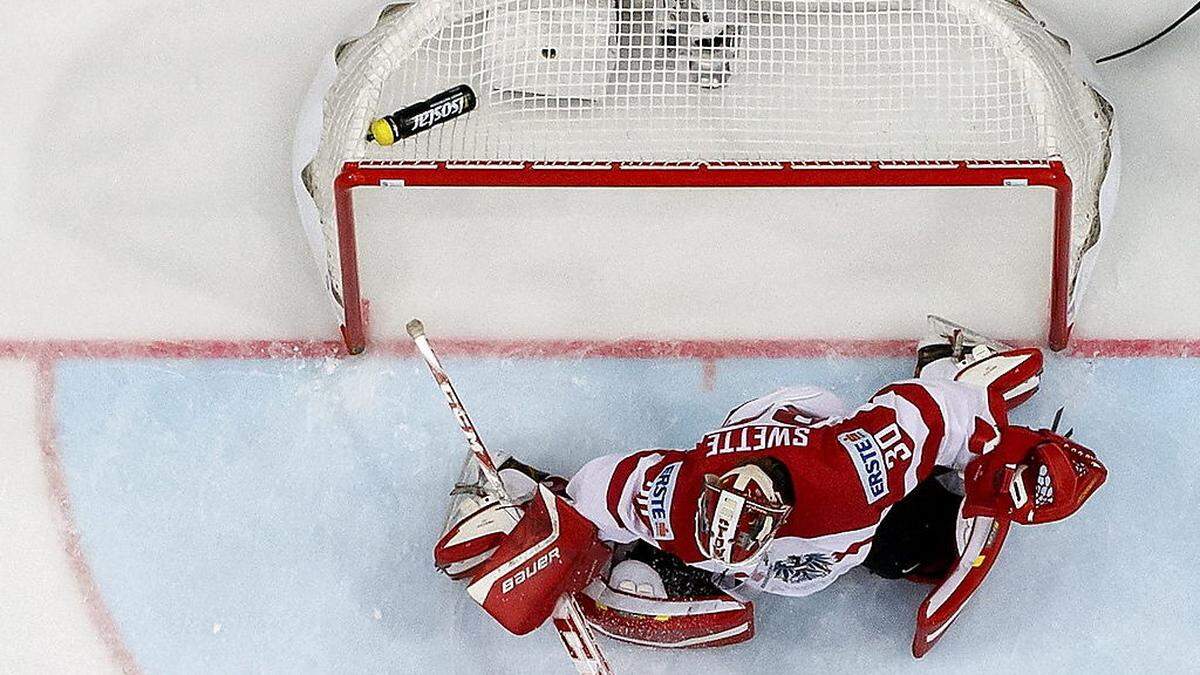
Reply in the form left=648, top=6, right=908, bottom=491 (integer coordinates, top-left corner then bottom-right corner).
left=565, top=375, right=1009, bottom=598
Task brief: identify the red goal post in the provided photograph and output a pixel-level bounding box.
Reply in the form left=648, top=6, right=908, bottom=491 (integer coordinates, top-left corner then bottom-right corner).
left=332, top=159, right=1074, bottom=355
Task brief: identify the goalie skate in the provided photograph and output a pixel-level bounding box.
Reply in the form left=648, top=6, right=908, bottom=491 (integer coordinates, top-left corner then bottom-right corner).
left=573, top=542, right=755, bottom=649
left=926, top=315, right=1014, bottom=359
left=920, top=316, right=1043, bottom=413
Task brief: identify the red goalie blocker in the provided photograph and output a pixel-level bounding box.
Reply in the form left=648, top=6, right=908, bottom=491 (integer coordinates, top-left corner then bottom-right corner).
left=466, top=486, right=610, bottom=635
left=963, top=426, right=1108, bottom=525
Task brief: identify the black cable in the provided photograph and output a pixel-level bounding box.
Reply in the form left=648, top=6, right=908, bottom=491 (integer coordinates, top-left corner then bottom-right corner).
left=1096, top=2, right=1200, bottom=64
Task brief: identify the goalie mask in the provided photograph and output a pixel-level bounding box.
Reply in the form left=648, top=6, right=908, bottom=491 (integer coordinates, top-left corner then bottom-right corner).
left=695, top=461, right=793, bottom=566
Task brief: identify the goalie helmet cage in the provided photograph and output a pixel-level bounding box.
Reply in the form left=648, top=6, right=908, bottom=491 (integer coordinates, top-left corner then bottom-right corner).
left=297, top=0, right=1116, bottom=355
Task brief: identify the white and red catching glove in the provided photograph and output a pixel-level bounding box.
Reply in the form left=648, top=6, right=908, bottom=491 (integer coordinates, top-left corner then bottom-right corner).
left=440, top=485, right=611, bottom=636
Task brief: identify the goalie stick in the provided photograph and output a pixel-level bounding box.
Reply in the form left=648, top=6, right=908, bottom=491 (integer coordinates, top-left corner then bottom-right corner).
left=407, top=319, right=614, bottom=675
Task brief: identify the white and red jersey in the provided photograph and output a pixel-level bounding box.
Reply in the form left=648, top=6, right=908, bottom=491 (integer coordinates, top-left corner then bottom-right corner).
left=566, top=379, right=1007, bottom=597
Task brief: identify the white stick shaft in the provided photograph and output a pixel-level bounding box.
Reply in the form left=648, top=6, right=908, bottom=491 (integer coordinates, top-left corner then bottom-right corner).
left=553, top=596, right=614, bottom=675
left=409, top=329, right=503, bottom=488
left=409, top=319, right=612, bottom=675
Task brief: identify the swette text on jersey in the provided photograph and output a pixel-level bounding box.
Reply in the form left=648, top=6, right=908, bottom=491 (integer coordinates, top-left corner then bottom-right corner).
left=700, top=425, right=809, bottom=457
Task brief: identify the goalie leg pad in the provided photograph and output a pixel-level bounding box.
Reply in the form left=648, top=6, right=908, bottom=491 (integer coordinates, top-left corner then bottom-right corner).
left=913, top=513, right=1011, bottom=658
left=916, top=428, right=1107, bottom=657
left=576, top=552, right=755, bottom=649
left=955, top=347, right=1044, bottom=413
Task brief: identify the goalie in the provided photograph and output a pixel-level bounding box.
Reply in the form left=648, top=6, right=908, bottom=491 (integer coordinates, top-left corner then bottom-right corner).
left=433, top=324, right=1107, bottom=657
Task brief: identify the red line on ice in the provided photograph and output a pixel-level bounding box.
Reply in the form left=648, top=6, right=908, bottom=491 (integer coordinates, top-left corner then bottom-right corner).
left=35, top=357, right=143, bottom=675
left=701, top=360, right=718, bottom=391
left=1, top=337, right=1199, bottom=360
left=1069, top=339, right=1200, bottom=358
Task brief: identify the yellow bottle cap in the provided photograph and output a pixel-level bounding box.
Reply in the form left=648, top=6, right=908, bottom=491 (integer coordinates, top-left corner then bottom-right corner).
left=369, top=118, right=396, bottom=146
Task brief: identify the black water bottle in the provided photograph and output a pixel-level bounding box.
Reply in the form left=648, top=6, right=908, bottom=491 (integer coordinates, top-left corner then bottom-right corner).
left=366, top=84, right=478, bottom=146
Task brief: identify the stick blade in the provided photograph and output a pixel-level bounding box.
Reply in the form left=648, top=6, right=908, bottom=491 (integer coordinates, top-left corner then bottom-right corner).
left=407, top=319, right=426, bottom=339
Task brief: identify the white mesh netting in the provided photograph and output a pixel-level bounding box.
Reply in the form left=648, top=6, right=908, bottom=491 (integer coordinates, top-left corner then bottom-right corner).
left=300, top=0, right=1114, bottom=340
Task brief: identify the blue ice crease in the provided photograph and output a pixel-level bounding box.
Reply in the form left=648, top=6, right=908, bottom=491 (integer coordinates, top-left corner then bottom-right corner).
left=54, top=355, right=1200, bottom=674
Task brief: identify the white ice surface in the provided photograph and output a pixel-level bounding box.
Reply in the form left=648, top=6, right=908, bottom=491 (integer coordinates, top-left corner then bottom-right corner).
left=355, top=184, right=1057, bottom=342
left=0, top=0, right=1198, bottom=342
left=0, top=0, right=1199, bottom=672
left=0, top=361, right=117, bottom=674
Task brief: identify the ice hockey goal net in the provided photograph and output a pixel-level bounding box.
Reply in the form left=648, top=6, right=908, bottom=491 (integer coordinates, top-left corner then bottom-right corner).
left=296, top=0, right=1115, bottom=354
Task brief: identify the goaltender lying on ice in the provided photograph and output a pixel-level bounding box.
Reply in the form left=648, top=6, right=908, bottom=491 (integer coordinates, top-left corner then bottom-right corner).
left=432, top=325, right=1108, bottom=659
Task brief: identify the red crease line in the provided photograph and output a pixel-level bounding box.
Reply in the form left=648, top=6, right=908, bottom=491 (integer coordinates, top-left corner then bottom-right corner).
left=35, top=358, right=143, bottom=675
